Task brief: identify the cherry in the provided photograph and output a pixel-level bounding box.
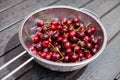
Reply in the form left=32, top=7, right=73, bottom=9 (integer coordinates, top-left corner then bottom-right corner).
left=62, top=38, right=68, bottom=43
left=86, top=42, right=93, bottom=49
left=78, top=52, right=84, bottom=58
left=74, top=22, right=80, bottom=29
left=76, top=31, right=85, bottom=39
left=51, top=52, right=60, bottom=61
left=70, top=54, right=79, bottom=62
left=32, top=36, right=39, bottom=44
left=66, top=48, right=73, bottom=56
left=61, top=18, right=67, bottom=25
left=83, top=36, right=90, bottom=43
left=64, top=42, right=72, bottom=49
left=57, top=36, right=62, bottom=42
left=85, top=53, right=92, bottom=59
left=89, top=26, right=95, bottom=33
left=94, top=44, right=99, bottom=50
left=28, top=45, right=35, bottom=51
left=45, top=52, right=52, bottom=60
left=51, top=20, right=58, bottom=25
left=63, top=56, right=69, bottom=62
left=36, top=31, right=42, bottom=38
left=69, top=30, right=76, bottom=37
left=42, top=40, right=49, bottom=47
left=35, top=43, right=42, bottom=51
left=42, top=33, right=49, bottom=40
left=39, top=52, right=46, bottom=58
left=50, top=25, right=58, bottom=30
left=74, top=45, right=81, bottom=53
left=32, top=50, right=38, bottom=55
left=43, top=48, right=49, bottom=52
left=73, top=18, right=80, bottom=23
left=91, top=48, right=97, bottom=54
left=70, top=36, right=78, bottom=43
left=38, top=20, right=44, bottom=27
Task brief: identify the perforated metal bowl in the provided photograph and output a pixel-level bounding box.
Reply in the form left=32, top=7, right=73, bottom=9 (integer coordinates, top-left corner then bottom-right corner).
left=19, top=6, right=107, bottom=72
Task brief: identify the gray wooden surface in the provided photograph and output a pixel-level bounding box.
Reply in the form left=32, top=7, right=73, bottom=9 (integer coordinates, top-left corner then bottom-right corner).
left=0, top=0, right=120, bottom=80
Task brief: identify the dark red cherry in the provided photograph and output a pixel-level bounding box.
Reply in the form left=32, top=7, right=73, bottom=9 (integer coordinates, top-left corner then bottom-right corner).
left=28, top=45, right=35, bottom=51
left=73, top=18, right=80, bottom=23
left=39, top=52, right=46, bottom=58
left=66, top=48, right=73, bottom=56
left=63, top=56, right=69, bottom=62
left=45, top=52, right=52, bottom=60
left=64, top=42, right=72, bottom=49
left=85, top=53, right=92, bottom=59
left=42, top=40, right=49, bottom=47
left=37, top=20, right=44, bottom=27
left=70, top=54, right=79, bottom=62
left=69, top=30, right=76, bottom=37
left=32, top=36, right=39, bottom=44
left=51, top=52, right=60, bottom=61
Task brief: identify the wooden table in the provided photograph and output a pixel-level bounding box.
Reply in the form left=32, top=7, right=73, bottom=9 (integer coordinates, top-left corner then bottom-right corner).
left=0, top=0, right=120, bottom=80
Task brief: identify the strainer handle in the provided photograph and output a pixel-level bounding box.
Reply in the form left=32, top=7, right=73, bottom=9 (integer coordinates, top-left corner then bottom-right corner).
left=0, top=51, right=34, bottom=80
left=80, top=8, right=100, bottom=20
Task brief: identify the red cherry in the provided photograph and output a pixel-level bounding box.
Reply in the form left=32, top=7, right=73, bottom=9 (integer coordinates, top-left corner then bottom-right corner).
left=85, top=53, right=92, bottom=59
left=42, top=40, right=49, bottom=47
left=89, top=26, right=95, bottom=33
left=36, top=31, right=42, bottom=38
left=70, top=54, right=79, bottom=62
left=37, top=20, right=44, bottom=27
left=51, top=52, right=60, bottom=61
left=57, top=36, right=62, bottom=42
left=51, top=20, right=58, bottom=25
left=32, top=50, right=38, bottom=55
left=66, top=48, right=73, bottom=56
left=64, top=42, right=72, bottom=49
left=86, top=42, right=93, bottom=49
left=28, top=45, right=35, bottom=51
left=32, top=36, right=39, bottom=44
left=73, top=18, right=80, bottom=23
left=78, top=52, right=84, bottom=58
left=83, top=36, right=90, bottom=43
left=74, top=46, right=81, bottom=53
left=50, top=25, right=58, bottom=30
left=69, top=30, right=76, bottom=37
left=61, top=18, right=67, bottom=25
left=45, top=52, right=52, bottom=60
left=63, top=56, right=69, bottom=62
left=94, top=44, right=99, bottom=49
left=39, top=52, right=46, bottom=58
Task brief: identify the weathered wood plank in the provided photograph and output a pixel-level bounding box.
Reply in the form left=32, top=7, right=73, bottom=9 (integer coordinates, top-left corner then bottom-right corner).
left=52, top=0, right=92, bottom=7
left=84, top=0, right=120, bottom=17
left=0, top=0, right=59, bottom=30
left=0, top=0, right=26, bottom=12
left=74, top=32, right=120, bottom=80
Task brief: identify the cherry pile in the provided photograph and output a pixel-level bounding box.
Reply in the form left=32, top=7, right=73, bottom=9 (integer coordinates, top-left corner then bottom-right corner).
left=27, top=17, right=99, bottom=63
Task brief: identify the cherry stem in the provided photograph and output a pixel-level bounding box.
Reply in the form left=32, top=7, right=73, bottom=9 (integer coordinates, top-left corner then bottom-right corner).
left=77, top=58, right=80, bottom=62
left=73, top=40, right=81, bottom=55
left=49, top=43, right=64, bottom=58
left=24, top=28, right=32, bottom=39
left=86, top=22, right=91, bottom=28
